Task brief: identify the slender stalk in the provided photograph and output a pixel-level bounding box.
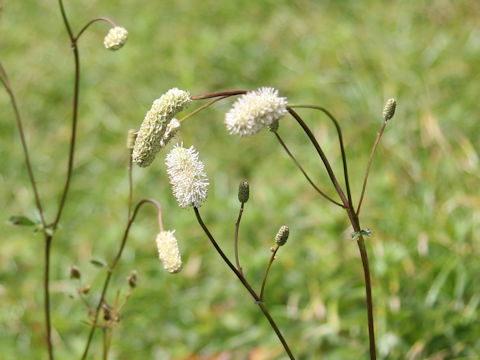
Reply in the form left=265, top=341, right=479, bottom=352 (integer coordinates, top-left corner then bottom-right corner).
left=259, top=245, right=279, bottom=301
left=289, top=105, right=354, bottom=210
left=127, top=152, right=133, bottom=220
left=289, top=108, right=376, bottom=358
left=80, top=199, right=162, bottom=359
left=44, top=235, right=54, bottom=360
left=193, top=207, right=295, bottom=360
left=75, top=17, right=116, bottom=42
left=273, top=131, right=344, bottom=208
left=0, top=62, right=47, bottom=229
left=287, top=107, right=350, bottom=210
left=234, top=202, right=245, bottom=275
left=179, top=96, right=229, bottom=123
left=191, top=89, right=247, bottom=100
left=356, top=121, right=387, bottom=216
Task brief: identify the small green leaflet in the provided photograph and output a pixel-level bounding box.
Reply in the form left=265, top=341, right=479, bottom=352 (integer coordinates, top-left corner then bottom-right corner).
left=351, top=228, right=372, bottom=240
left=8, top=215, right=36, bottom=226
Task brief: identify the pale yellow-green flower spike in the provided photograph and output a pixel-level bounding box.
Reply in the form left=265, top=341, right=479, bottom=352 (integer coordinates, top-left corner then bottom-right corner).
left=133, top=89, right=191, bottom=167
left=104, top=26, right=128, bottom=50
left=156, top=231, right=182, bottom=274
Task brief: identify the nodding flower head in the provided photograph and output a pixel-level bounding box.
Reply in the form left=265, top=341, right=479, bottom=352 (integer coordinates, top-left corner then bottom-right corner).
left=156, top=231, right=182, bottom=273
left=104, top=26, right=128, bottom=50
left=132, top=89, right=191, bottom=167
left=225, top=87, right=287, bottom=136
left=165, top=144, right=209, bottom=208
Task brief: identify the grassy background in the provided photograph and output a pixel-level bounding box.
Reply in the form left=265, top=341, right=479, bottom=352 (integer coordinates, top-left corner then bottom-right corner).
left=1, top=0, right=479, bottom=359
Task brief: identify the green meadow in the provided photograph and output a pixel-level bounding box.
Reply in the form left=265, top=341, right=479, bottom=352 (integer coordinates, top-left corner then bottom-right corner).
left=1, top=0, right=479, bottom=358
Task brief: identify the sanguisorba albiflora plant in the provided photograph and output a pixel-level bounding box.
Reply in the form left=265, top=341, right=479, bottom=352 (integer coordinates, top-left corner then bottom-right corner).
left=1, top=1, right=397, bottom=358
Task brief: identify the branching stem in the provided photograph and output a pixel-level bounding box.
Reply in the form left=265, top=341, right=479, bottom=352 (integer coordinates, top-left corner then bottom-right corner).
left=194, top=207, right=296, bottom=360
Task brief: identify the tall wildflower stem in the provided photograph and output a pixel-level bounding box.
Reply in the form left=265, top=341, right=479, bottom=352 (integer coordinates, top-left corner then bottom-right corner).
left=81, top=199, right=163, bottom=359
left=356, top=121, right=387, bottom=216
left=193, top=208, right=296, bottom=360
left=288, top=107, right=376, bottom=358
left=289, top=105, right=353, bottom=209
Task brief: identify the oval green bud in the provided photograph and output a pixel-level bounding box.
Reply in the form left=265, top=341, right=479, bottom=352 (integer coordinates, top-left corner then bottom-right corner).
left=238, top=180, right=250, bottom=203
left=383, top=98, right=397, bottom=121
left=275, top=225, right=289, bottom=246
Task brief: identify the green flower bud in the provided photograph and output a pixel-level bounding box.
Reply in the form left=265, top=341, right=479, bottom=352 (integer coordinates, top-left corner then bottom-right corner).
left=383, top=98, right=397, bottom=121
left=275, top=225, right=289, bottom=246
left=238, top=180, right=250, bottom=203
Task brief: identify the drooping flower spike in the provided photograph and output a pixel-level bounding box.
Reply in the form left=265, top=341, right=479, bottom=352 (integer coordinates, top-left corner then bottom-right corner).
left=225, top=87, right=287, bottom=136
left=104, top=26, right=128, bottom=50
left=133, top=89, right=191, bottom=167
left=165, top=144, right=209, bottom=208
left=156, top=230, right=182, bottom=273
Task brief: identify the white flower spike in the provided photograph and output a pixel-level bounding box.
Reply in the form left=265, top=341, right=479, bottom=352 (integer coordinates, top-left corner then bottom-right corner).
left=156, top=231, right=182, bottom=273
left=225, top=87, right=287, bottom=136
left=104, top=26, right=128, bottom=50
left=133, top=89, right=191, bottom=167
left=165, top=144, right=209, bottom=208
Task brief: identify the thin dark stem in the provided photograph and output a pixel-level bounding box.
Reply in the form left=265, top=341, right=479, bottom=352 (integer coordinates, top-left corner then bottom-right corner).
left=80, top=199, right=162, bottom=360
left=289, top=105, right=354, bottom=210
left=193, top=207, right=295, bottom=360
left=287, top=107, right=350, bottom=210
left=234, top=202, right=245, bottom=275
left=52, top=42, right=80, bottom=229
left=179, top=96, right=229, bottom=123
left=191, top=89, right=248, bottom=100
left=102, top=328, right=108, bottom=360
left=0, top=62, right=47, bottom=229
left=44, top=235, right=54, bottom=360
left=259, top=245, right=279, bottom=301
left=75, top=17, right=116, bottom=42
left=274, top=131, right=345, bottom=208
left=356, top=121, right=387, bottom=216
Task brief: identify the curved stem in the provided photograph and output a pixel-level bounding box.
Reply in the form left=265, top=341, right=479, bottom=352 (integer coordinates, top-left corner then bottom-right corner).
left=0, top=62, right=47, bottom=229
left=75, top=17, right=116, bottom=42
left=193, top=207, right=296, bottom=360
left=191, top=89, right=248, bottom=100
left=289, top=105, right=354, bottom=210
left=80, top=199, right=161, bottom=359
left=274, top=131, right=344, bottom=208
left=287, top=107, right=349, bottom=209
left=356, top=121, right=387, bottom=216
left=234, top=202, right=245, bottom=275
left=259, top=245, right=279, bottom=301
left=179, top=96, right=229, bottom=123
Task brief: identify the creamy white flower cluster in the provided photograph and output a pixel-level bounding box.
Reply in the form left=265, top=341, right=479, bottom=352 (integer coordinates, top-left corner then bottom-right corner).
left=225, top=87, right=287, bottom=136
left=133, top=89, right=191, bottom=167
left=103, top=26, right=128, bottom=50
left=156, top=230, right=182, bottom=273
left=165, top=144, right=209, bottom=208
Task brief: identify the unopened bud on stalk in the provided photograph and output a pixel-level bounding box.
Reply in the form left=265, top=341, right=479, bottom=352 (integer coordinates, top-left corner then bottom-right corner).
left=238, top=180, right=249, bottom=203
left=383, top=98, right=397, bottom=121
left=275, top=225, right=289, bottom=246
left=104, top=26, right=128, bottom=50
left=69, top=265, right=81, bottom=279
left=127, top=129, right=137, bottom=150
left=127, top=269, right=137, bottom=288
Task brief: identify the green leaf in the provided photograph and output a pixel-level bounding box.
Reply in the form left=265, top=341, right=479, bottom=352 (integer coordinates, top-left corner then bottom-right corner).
left=90, top=259, right=106, bottom=268
left=8, top=215, right=36, bottom=226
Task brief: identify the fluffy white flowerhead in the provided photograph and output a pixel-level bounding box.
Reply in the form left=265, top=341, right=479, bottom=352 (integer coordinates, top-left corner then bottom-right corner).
left=104, top=26, right=128, bottom=50
left=132, top=89, right=191, bottom=167
left=166, top=144, right=209, bottom=208
left=156, top=230, right=182, bottom=273
left=225, top=87, right=288, bottom=136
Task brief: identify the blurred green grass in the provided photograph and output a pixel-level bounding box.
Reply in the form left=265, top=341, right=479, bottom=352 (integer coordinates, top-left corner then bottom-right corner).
left=1, top=0, right=479, bottom=359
